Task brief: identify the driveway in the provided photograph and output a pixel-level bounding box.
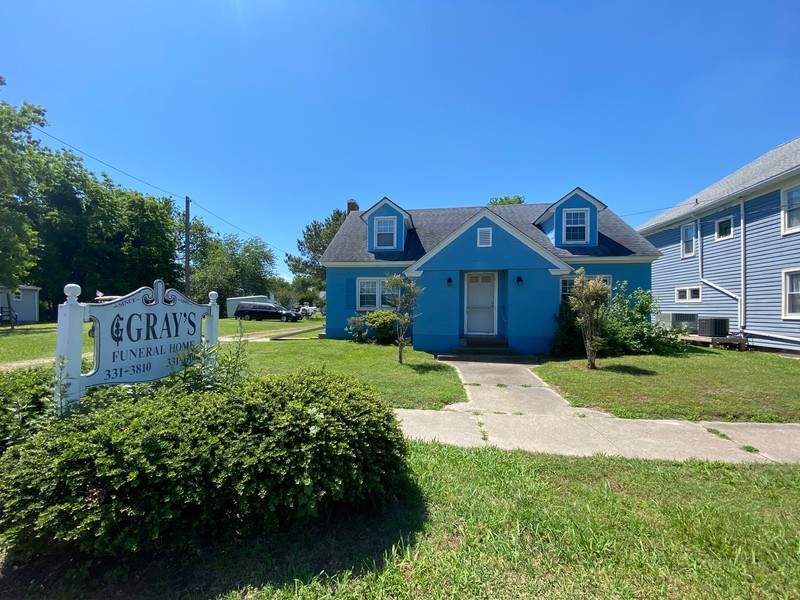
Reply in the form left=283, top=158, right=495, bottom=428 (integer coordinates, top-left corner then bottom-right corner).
left=396, top=359, right=800, bottom=464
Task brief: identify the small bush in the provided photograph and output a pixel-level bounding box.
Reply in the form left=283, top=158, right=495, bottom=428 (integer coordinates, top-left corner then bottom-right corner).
left=365, top=309, right=398, bottom=344
left=0, top=366, right=53, bottom=453
left=346, top=314, right=368, bottom=343
left=551, top=282, right=685, bottom=357
left=0, top=368, right=407, bottom=561
left=603, top=283, right=684, bottom=355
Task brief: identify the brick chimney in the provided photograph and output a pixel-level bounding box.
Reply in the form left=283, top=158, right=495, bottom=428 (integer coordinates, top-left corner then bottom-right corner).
left=346, top=199, right=359, bottom=214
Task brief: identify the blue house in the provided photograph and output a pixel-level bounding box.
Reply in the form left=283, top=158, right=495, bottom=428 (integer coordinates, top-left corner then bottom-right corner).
left=322, top=189, right=659, bottom=355
left=638, top=137, right=800, bottom=351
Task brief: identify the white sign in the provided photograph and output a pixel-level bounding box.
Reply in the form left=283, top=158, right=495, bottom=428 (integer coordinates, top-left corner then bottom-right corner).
left=55, top=280, right=219, bottom=407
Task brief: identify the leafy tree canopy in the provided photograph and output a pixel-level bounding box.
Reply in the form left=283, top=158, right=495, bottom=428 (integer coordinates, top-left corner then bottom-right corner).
left=488, top=195, right=525, bottom=205
left=286, top=208, right=346, bottom=290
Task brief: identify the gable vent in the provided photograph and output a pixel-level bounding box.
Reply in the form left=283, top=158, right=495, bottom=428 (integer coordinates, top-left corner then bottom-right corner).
left=477, top=227, right=492, bottom=247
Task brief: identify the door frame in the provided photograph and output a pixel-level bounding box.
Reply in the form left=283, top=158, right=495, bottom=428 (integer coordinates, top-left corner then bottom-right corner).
left=464, top=271, right=497, bottom=336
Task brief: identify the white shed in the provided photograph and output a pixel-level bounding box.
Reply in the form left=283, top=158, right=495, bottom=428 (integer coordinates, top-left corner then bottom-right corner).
left=0, top=285, right=41, bottom=323
left=226, top=294, right=275, bottom=317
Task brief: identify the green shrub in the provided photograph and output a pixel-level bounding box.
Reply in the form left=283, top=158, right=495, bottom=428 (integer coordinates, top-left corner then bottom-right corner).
left=551, top=282, right=685, bottom=357
left=346, top=314, right=368, bottom=343
left=0, top=368, right=407, bottom=561
left=603, top=283, right=684, bottom=355
left=550, top=301, right=585, bottom=357
left=365, top=309, right=398, bottom=344
left=0, top=366, right=53, bottom=452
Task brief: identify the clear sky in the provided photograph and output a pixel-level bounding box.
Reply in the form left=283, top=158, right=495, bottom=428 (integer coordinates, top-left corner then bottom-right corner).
left=2, top=1, right=798, bottom=278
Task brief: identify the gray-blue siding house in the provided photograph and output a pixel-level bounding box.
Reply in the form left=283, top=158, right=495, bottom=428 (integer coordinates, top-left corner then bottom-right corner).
left=323, top=190, right=660, bottom=355
left=638, top=137, right=800, bottom=351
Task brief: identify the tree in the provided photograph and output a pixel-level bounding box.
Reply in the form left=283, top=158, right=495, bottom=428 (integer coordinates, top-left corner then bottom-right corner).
left=488, top=195, right=525, bottom=205
left=0, top=76, right=46, bottom=327
left=286, top=208, right=346, bottom=291
left=384, top=274, right=423, bottom=365
left=191, top=234, right=277, bottom=315
left=567, top=268, right=610, bottom=369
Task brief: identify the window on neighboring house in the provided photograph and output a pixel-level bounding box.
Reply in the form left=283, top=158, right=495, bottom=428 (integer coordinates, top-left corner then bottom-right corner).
left=675, top=286, right=702, bottom=303
left=715, top=217, right=733, bottom=241
left=375, top=217, right=396, bottom=249
left=477, top=227, right=492, bottom=247
left=783, top=268, right=800, bottom=319
left=560, top=275, right=611, bottom=302
left=12, top=292, right=21, bottom=301
left=782, top=186, right=800, bottom=235
left=563, top=209, right=589, bottom=243
left=681, top=223, right=696, bottom=257
left=357, top=278, right=396, bottom=311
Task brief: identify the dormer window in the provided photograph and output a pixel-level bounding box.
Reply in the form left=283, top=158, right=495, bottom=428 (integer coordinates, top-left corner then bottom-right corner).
left=563, top=209, right=589, bottom=244
left=375, top=216, right=396, bottom=249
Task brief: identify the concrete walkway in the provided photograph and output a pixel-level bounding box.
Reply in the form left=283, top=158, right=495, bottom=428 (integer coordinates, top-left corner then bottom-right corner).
left=397, top=359, right=800, bottom=464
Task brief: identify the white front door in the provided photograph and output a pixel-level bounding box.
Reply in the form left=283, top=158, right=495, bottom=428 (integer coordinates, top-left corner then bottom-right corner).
left=465, top=272, right=496, bottom=335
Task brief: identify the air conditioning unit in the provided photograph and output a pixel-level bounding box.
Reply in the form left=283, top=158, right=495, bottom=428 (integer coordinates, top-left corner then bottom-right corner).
left=698, top=318, right=729, bottom=337
left=657, top=313, right=698, bottom=333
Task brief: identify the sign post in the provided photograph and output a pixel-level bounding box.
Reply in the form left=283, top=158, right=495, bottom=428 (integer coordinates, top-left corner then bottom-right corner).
left=55, top=280, right=218, bottom=407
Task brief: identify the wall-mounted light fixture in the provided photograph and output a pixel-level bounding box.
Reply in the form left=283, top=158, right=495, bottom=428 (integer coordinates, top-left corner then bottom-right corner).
left=516, top=276, right=524, bottom=287
left=447, top=277, right=453, bottom=287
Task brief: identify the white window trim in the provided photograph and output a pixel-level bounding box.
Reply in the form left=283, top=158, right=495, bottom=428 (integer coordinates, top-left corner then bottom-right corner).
left=560, top=275, right=612, bottom=301
left=714, top=216, right=734, bottom=241
left=675, top=286, right=702, bottom=303
left=681, top=223, right=696, bottom=258
left=562, top=208, right=590, bottom=245
left=374, top=216, right=397, bottom=250
left=477, top=227, right=492, bottom=247
left=356, top=277, right=395, bottom=311
left=12, top=291, right=22, bottom=301
left=782, top=267, right=800, bottom=320
left=781, top=185, right=800, bottom=236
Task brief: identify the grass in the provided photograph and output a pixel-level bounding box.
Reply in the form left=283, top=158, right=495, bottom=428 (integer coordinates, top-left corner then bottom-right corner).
left=0, top=323, right=94, bottom=363
left=0, top=318, right=323, bottom=365
left=4, top=441, right=799, bottom=599
left=536, top=346, right=800, bottom=422
left=242, top=339, right=465, bottom=410
left=216, top=316, right=324, bottom=338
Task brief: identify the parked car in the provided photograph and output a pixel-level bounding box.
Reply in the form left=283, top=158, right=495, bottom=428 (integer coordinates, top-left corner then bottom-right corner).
left=233, top=302, right=302, bottom=322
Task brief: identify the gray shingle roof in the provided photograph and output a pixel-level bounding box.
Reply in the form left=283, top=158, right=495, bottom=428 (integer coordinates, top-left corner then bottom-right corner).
left=322, top=202, right=659, bottom=264
left=638, top=137, right=800, bottom=234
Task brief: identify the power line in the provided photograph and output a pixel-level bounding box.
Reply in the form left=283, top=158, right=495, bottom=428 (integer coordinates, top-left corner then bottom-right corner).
left=30, top=125, right=292, bottom=256
left=32, top=126, right=184, bottom=199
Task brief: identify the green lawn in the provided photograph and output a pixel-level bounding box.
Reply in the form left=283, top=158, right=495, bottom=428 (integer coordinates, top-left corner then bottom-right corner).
left=0, top=323, right=94, bottom=363
left=241, top=339, right=465, bottom=410
left=6, top=442, right=798, bottom=599
left=536, top=346, right=800, bottom=422
left=0, top=318, right=324, bottom=365
left=216, top=315, right=325, bottom=337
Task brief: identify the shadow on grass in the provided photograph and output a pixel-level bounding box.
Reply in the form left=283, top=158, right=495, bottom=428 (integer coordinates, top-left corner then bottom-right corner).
left=600, top=364, right=657, bottom=376
left=0, top=476, right=428, bottom=600
left=0, top=326, right=57, bottom=336
left=539, top=344, right=717, bottom=366
left=405, top=361, right=452, bottom=375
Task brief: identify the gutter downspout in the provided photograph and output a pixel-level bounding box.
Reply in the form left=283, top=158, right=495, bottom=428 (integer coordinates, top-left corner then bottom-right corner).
left=697, top=214, right=743, bottom=327
left=741, top=329, right=800, bottom=344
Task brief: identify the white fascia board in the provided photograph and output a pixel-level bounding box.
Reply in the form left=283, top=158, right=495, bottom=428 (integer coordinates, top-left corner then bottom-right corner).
left=548, top=269, right=572, bottom=275
left=563, top=256, right=659, bottom=264
left=534, top=187, right=608, bottom=225
left=638, top=167, right=800, bottom=236
left=322, top=261, right=416, bottom=268
left=405, top=208, right=572, bottom=274
left=359, top=197, right=414, bottom=228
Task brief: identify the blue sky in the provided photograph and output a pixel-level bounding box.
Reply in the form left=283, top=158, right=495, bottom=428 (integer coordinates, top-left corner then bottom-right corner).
left=2, top=1, right=798, bottom=278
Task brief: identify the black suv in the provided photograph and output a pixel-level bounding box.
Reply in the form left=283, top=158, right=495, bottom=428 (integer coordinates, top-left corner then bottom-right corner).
left=233, top=302, right=302, bottom=322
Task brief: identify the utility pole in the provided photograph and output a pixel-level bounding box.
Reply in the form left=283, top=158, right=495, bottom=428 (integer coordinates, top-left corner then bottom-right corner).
left=184, top=196, right=191, bottom=296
